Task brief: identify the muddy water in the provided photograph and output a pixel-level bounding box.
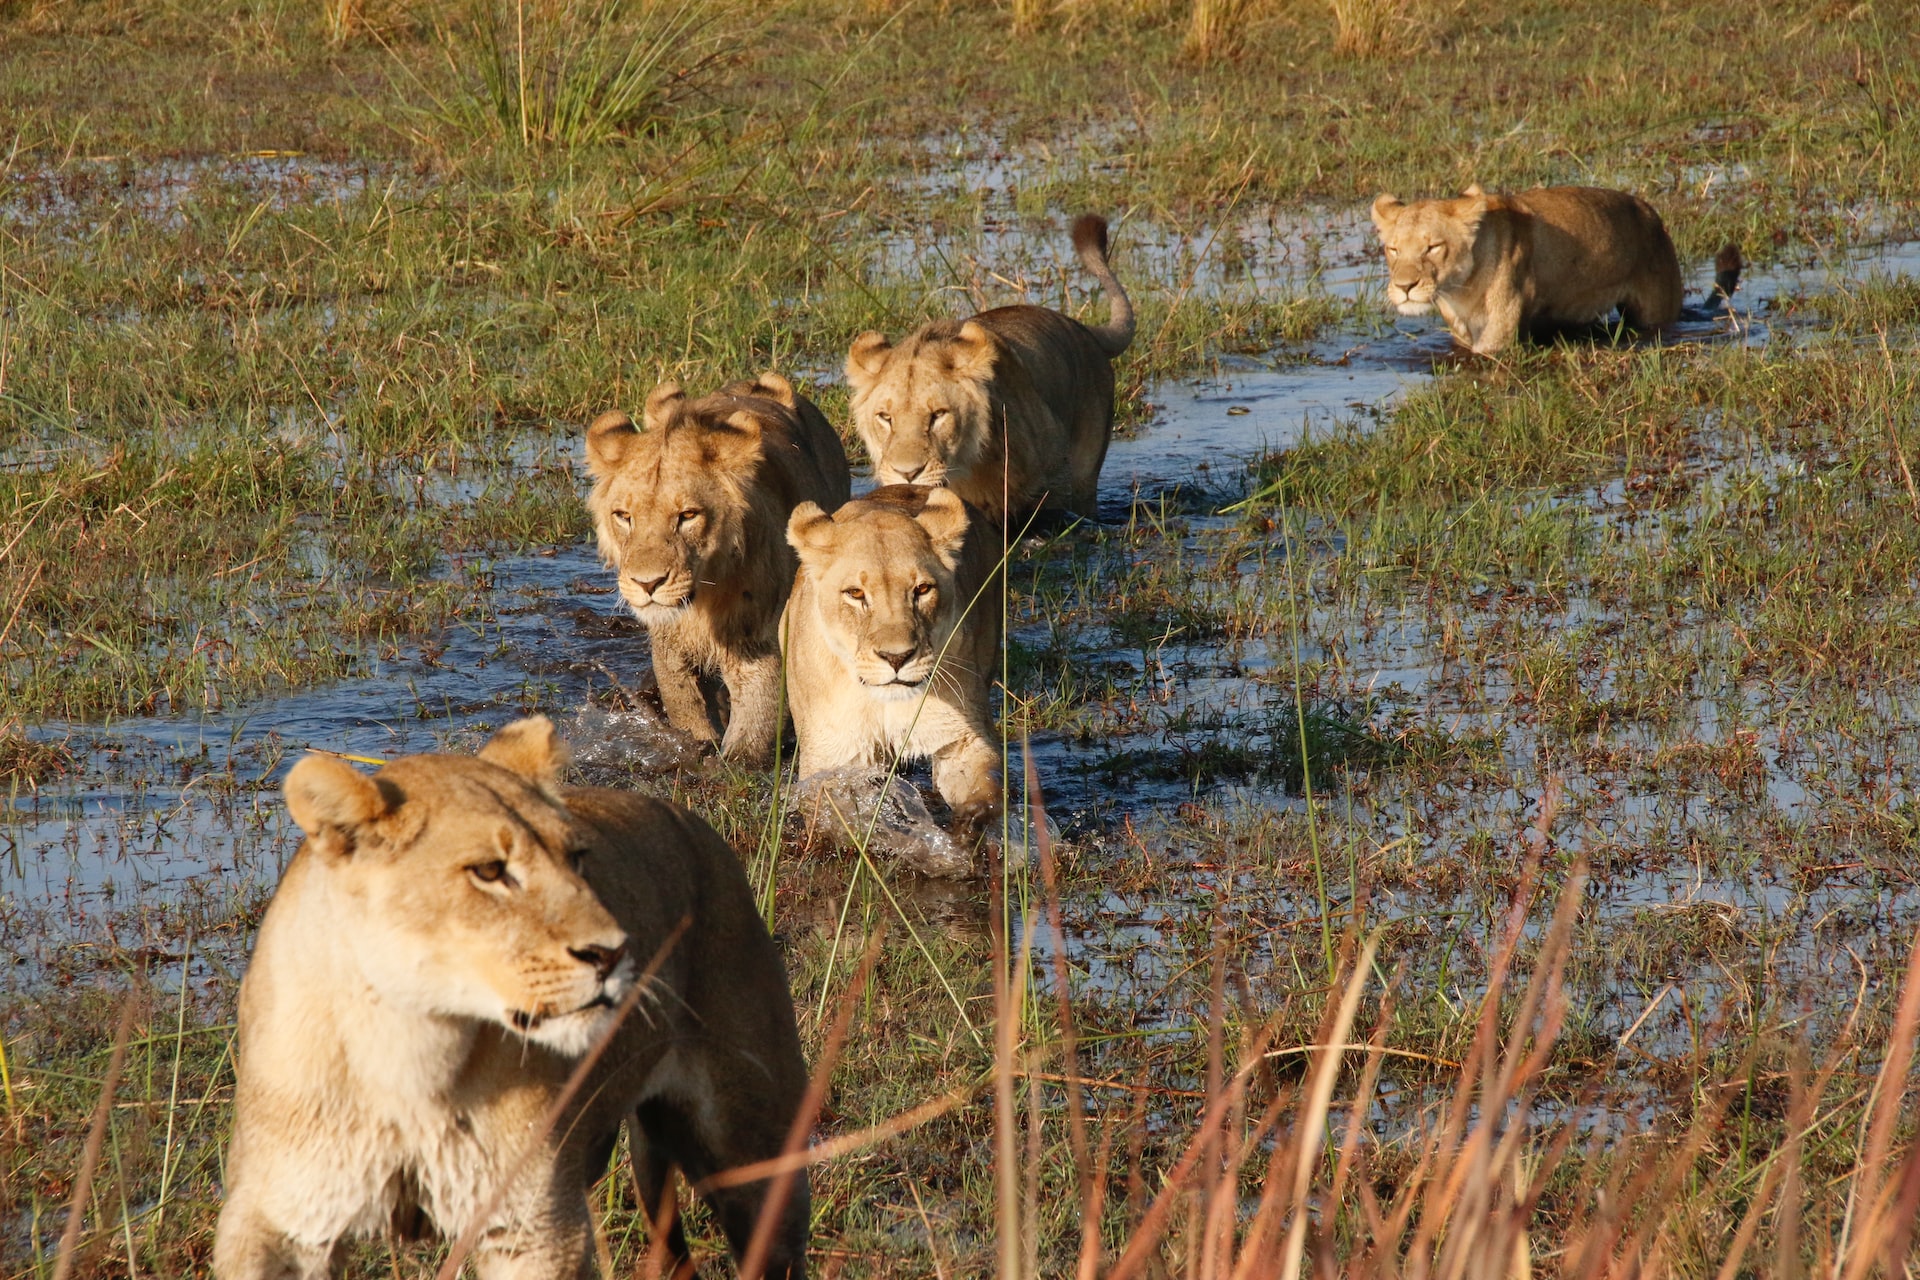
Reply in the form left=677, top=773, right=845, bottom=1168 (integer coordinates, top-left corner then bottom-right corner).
left=6, top=188, right=1920, bottom=1087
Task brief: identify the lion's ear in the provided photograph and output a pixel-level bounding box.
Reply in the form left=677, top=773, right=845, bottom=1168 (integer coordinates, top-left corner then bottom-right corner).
left=951, top=322, right=998, bottom=382
left=787, top=501, right=837, bottom=558
left=1370, top=194, right=1403, bottom=230
left=642, top=382, right=687, bottom=432
left=846, top=332, right=893, bottom=388
left=585, top=411, right=639, bottom=477
left=1462, top=182, right=1485, bottom=197
left=479, top=716, right=569, bottom=798
left=1459, top=191, right=1491, bottom=236
left=285, top=754, right=390, bottom=856
left=747, top=370, right=797, bottom=408
left=914, top=487, right=971, bottom=563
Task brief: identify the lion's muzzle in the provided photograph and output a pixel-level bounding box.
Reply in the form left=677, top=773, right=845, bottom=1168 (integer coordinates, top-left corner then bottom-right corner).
left=622, top=570, right=694, bottom=616
left=1387, top=280, right=1436, bottom=315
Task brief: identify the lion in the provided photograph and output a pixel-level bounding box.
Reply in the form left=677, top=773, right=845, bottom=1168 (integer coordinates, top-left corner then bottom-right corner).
left=783, top=485, right=1003, bottom=839
left=1370, top=185, right=1742, bottom=355
left=585, top=372, right=851, bottom=763
left=213, top=717, right=811, bottom=1280
left=845, top=213, right=1134, bottom=520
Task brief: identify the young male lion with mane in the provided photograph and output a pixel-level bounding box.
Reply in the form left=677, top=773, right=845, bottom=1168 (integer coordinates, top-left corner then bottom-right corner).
left=585, top=373, right=850, bottom=763
left=213, top=717, right=811, bottom=1280
left=1371, top=184, right=1740, bottom=356
left=845, top=213, right=1134, bottom=521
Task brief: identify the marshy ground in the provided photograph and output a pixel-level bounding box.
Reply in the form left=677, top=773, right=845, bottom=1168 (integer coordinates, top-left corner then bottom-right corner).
left=4, top=0, right=1920, bottom=1274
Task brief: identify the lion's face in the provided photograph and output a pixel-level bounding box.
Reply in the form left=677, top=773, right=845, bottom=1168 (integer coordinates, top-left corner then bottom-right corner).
left=1371, top=191, right=1490, bottom=315
left=844, top=323, right=997, bottom=492
left=584, top=384, right=765, bottom=623
left=788, top=487, right=973, bottom=702
left=281, top=718, right=633, bottom=1057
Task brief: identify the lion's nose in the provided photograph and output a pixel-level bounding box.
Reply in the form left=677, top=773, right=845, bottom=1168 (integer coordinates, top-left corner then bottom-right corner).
left=570, top=941, right=627, bottom=980
left=876, top=646, right=918, bottom=672
left=894, top=463, right=925, bottom=482
left=630, top=573, right=668, bottom=596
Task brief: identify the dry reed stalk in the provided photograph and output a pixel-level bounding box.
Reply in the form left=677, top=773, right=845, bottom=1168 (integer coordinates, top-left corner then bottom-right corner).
left=1329, top=0, right=1412, bottom=58
left=1181, top=0, right=1251, bottom=65
left=1027, top=751, right=1102, bottom=1279
left=52, top=988, right=142, bottom=1280
left=735, top=926, right=887, bottom=1280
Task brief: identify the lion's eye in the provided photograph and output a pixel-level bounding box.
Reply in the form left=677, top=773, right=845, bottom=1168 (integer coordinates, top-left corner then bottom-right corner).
left=469, top=859, right=512, bottom=886
left=875, top=411, right=892, bottom=428
left=1384, top=245, right=1397, bottom=257
left=566, top=847, right=589, bottom=874
left=843, top=587, right=866, bottom=603
left=611, top=510, right=632, bottom=526
left=678, top=508, right=701, bottom=525
left=1426, top=243, right=1443, bottom=256
left=912, top=582, right=935, bottom=599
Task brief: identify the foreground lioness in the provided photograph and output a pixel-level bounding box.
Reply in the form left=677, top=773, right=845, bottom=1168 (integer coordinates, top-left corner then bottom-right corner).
left=214, top=718, right=810, bottom=1280
left=846, top=214, right=1134, bottom=520
left=586, top=373, right=851, bottom=763
left=784, top=485, right=1003, bottom=836
left=1371, top=185, right=1741, bottom=355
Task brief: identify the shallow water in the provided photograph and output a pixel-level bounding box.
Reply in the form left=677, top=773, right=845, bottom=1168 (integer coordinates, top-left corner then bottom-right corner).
left=6, top=167, right=1920, bottom=1082
left=0, top=153, right=389, bottom=234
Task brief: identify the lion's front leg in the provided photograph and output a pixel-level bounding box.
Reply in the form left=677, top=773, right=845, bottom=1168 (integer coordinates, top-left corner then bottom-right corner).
left=1469, top=284, right=1524, bottom=355
left=719, top=649, right=782, bottom=765
left=650, top=631, right=720, bottom=745
left=930, top=729, right=1001, bottom=839
left=469, top=1222, right=595, bottom=1280
left=211, top=1200, right=341, bottom=1280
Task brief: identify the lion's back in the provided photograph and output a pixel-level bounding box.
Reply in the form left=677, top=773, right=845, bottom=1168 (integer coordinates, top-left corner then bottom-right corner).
left=1510, top=186, right=1682, bottom=318
left=973, top=304, right=1117, bottom=424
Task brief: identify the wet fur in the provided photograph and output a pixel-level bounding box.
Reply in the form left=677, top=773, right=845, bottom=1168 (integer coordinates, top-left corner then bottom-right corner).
left=783, top=485, right=1004, bottom=836
left=584, top=374, right=851, bottom=763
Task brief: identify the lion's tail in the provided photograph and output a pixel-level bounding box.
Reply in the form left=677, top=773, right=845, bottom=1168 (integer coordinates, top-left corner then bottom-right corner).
left=1071, top=213, right=1136, bottom=358
left=1707, top=243, right=1742, bottom=307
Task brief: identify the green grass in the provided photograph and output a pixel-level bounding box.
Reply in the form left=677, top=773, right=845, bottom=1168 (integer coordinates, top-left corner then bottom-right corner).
left=6, top=0, right=1920, bottom=1275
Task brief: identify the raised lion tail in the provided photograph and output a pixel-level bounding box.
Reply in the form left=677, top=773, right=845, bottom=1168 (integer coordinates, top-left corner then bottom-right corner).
left=1071, top=213, right=1136, bottom=358
left=1708, top=243, right=1742, bottom=307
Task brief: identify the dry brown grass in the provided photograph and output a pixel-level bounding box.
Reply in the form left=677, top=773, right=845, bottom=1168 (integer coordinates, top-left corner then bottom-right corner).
left=1181, top=0, right=1253, bottom=64
left=1329, top=0, right=1419, bottom=58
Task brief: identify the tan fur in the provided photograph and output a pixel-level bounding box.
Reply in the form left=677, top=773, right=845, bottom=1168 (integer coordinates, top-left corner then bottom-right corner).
left=783, top=486, right=1003, bottom=835
left=214, top=718, right=810, bottom=1280
left=1370, top=184, right=1685, bottom=355
left=585, top=373, right=851, bottom=763
left=845, top=213, right=1134, bottom=519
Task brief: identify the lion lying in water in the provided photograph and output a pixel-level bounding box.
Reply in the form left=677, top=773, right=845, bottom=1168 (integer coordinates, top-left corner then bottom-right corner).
left=213, top=718, right=811, bottom=1279
left=1371, top=184, right=1740, bottom=355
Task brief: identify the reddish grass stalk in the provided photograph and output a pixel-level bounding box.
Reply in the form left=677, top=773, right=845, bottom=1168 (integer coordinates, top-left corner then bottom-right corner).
left=735, top=926, right=887, bottom=1280
left=51, top=988, right=142, bottom=1280
left=1025, top=750, right=1098, bottom=1278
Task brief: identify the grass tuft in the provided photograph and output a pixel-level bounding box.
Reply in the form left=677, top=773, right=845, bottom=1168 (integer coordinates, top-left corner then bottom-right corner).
left=431, top=0, right=731, bottom=149
left=1329, top=0, right=1422, bottom=58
